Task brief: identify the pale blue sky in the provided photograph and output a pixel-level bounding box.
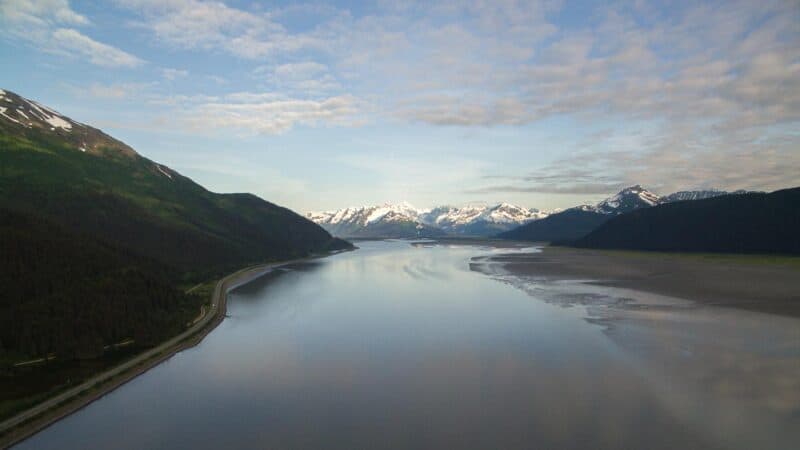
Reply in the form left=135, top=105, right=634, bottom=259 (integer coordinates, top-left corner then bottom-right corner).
left=1, top=0, right=798, bottom=212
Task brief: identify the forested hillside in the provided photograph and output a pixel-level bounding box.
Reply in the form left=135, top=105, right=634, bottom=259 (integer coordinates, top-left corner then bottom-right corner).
left=0, top=130, right=349, bottom=281
left=497, top=209, right=611, bottom=243
left=0, top=209, right=200, bottom=363
left=0, top=89, right=351, bottom=368
left=573, top=188, right=800, bottom=254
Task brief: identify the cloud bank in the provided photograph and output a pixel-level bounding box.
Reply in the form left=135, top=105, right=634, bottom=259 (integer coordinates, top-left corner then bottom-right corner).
left=4, top=0, right=798, bottom=198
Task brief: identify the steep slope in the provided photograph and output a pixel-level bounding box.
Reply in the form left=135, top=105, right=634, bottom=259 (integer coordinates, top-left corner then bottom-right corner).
left=0, top=89, right=350, bottom=280
left=498, top=208, right=612, bottom=243
left=0, top=208, right=200, bottom=362
left=573, top=188, right=800, bottom=254
left=0, top=88, right=136, bottom=158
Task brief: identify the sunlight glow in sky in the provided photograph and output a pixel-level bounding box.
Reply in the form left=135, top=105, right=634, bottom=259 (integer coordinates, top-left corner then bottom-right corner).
left=1, top=0, right=798, bottom=212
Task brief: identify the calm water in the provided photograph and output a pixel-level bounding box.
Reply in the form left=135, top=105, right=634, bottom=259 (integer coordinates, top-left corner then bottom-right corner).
left=16, top=241, right=800, bottom=449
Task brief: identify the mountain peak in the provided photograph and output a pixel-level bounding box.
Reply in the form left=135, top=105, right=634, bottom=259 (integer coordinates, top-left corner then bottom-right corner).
left=594, top=185, right=660, bottom=214
left=0, top=88, right=137, bottom=159
left=621, top=184, right=645, bottom=192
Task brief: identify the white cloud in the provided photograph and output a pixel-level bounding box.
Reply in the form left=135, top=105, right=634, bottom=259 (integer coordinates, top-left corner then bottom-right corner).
left=16, top=0, right=794, bottom=195
left=182, top=93, right=363, bottom=135
left=367, top=0, right=798, bottom=193
left=0, top=0, right=89, bottom=27
left=1, top=0, right=143, bottom=67
left=254, top=61, right=341, bottom=96
left=51, top=28, right=143, bottom=67
left=79, top=82, right=152, bottom=99
left=206, top=75, right=228, bottom=84
left=273, top=62, right=328, bottom=80
left=161, top=68, right=189, bottom=80
left=117, top=0, right=326, bottom=58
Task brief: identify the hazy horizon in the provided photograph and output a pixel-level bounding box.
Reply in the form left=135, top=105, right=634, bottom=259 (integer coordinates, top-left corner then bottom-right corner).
left=1, top=0, right=797, bottom=213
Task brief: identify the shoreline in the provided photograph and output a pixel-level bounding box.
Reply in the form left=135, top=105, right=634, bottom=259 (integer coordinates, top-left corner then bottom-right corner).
left=470, top=245, right=800, bottom=318
left=0, top=250, right=350, bottom=449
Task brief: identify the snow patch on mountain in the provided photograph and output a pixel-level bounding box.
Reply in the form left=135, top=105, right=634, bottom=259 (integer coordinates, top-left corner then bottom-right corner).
left=0, top=107, right=22, bottom=125
left=0, top=88, right=140, bottom=160
left=0, top=89, right=74, bottom=132
left=43, top=113, right=72, bottom=131
left=592, top=185, right=660, bottom=214
left=156, top=165, right=173, bottom=180
left=364, top=202, right=419, bottom=224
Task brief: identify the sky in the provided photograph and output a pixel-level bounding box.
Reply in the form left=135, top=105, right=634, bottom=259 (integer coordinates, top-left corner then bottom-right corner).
left=1, top=0, right=798, bottom=213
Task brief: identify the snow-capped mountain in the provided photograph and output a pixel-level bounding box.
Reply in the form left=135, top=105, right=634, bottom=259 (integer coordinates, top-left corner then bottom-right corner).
left=419, top=203, right=550, bottom=235
left=0, top=88, right=137, bottom=158
left=0, top=89, right=76, bottom=132
left=572, top=185, right=754, bottom=216
left=591, top=185, right=661, bottom=214
left=498, top=185, right=662, bottom=242
left=306, top=202, right=444, bottom=238
left=307, top=202, right=550, bottom=238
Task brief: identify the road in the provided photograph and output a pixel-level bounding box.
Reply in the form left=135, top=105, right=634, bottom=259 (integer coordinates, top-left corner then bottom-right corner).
left=0, top=255, right=332, bottom=448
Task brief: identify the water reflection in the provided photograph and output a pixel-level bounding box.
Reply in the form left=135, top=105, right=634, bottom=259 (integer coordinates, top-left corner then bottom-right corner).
left=16, top=241, right=799, bottom=450
left=475, top=251, right=800, bottom=450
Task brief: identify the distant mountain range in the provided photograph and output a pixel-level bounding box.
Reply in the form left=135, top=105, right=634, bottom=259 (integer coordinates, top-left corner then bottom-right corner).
left=574, top=187, right=800, bottom=254
left=420, top=203, right=551, bottom=235
left=307, top=202, right=551, bottom=238
left=307, top=203, right=446, bottom=238
left=310, top=185, right=754, bottom=239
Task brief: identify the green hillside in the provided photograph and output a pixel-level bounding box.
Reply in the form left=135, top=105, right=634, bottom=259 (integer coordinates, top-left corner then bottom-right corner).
left=0, top=208, right=200, bottom=363
left=0, top=122, right=350, bottom=282
left=0, top=89, right=350, bottom=369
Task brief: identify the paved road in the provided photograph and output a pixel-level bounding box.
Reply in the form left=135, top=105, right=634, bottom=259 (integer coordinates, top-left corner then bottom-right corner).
left=0, top=258, right=317, bottom=447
